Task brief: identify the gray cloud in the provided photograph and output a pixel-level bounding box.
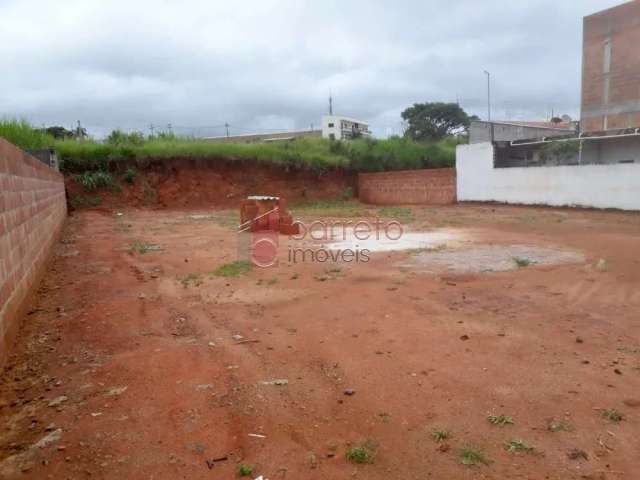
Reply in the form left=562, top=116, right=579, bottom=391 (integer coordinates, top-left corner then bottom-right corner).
left=0, top=0, right=623, bottom=138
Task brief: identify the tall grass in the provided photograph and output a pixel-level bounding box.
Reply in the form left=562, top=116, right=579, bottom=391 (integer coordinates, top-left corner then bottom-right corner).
left=0, top=119, right=54, bottom=150
left=0, top=119, right=461, bottom=174
left=56, top=135, right=460, bottom=174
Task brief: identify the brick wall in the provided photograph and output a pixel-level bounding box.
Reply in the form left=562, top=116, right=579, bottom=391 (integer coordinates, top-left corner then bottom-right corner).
left=0, top=138, right=67, bottom=362
left=358, top=168, right=456, bottom=205
left=581, top=1, right=640, bottom=130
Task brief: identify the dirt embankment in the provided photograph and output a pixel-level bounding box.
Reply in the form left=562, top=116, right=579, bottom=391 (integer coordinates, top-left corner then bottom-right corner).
left=66, top=158, right=358, bottom=209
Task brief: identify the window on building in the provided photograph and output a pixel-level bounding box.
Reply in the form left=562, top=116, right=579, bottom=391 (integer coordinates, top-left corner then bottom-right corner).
left=328, top=123, right=334, bottom=128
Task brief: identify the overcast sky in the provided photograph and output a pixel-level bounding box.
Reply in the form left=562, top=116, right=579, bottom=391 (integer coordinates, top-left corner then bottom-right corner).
left=0, top=0, right=624, bottom=138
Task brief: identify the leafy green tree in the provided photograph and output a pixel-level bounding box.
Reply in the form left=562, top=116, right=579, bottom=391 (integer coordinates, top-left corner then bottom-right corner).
left=401, top=102, right=472, bottom=141
left=44, top=125, right=75, bottom=139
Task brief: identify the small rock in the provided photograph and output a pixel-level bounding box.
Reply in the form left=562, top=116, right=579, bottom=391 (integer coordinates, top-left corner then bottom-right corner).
left=567, top=448, right=589, bottom=460
left=576, top=337, right=584, bottom=344
left=47, top=396, right=68, bottom=407
left=614, top=369, right=622, bottom=375
left=307, top=452, right=319, bottom=469
left=459, top=335, right=469, bottom=341
left=261, top=379, right=288, bottom=386
left=231, top=334, right=244, bottom=341
left=595, top=259, right=607, bottom=271
left=207, top=341, right=216, bottom=347
left=623, top=399, right=640, bottom=408
left=105, top=386, right=128, bottom=396
left=437, top=443, right=450, bottom=453
left=34, top=429, right=63, bottom=448
left=343, top=389, right=356, bottom=396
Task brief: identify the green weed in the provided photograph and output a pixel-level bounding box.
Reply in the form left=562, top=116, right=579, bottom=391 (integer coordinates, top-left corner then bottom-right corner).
left=177, top=273, right=203, bottom=288
left=237, top=463, right=255, bottom=476
left=601, top=409, right=624, bottom=422
left=460, top=445, right=491, bottom=465
left=378, top=207, right=415, bottom=222
left=213, top=261, right=251, bottom=277
left=345, top=440, right=377, bottom=464
left=504, top=439, right=536, bottom=454
left=487, top=413, right=514, bottom=426
left=432, top=429, right=451, bottom=442
left=73, top=171, right=114, bottom=191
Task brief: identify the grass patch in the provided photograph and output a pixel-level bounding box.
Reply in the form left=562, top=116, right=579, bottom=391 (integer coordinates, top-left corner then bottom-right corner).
left=314, top=267, right=344, bottom=282
left=213, top=261, right=251, bottom=277
left=460, top=445, right=491, bottom=465
left=378, top=207, right=415, bottom=223
left=487, top=413, right=514, bottom=426
left=432, top=429, right=451, bottom=442
left=512, top=256, right=534, bottom=268
left=177, top=273, right=203, bottom=288
left=69, top=195, right=102, bottom=209
left=345, top=440, right=377, bottom=464
left=601, top=409, right=624, bottom=422
left=0, top=119, right=54, bottom=150
left=292, top=200, right=370, bottom=218
left=547, top=418, right=572, bottom=432
left=237, top=463, right=255, bottom=477
left=504, top=439, right=536, bottom=454
left=130, top=241, right=162, bottom=254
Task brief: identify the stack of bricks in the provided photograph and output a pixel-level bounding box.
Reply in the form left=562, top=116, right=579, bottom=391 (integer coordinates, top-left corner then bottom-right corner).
left=0, top=138, right=67, bottom=363
left=239, top=196, right=299, bottom=235
left=358, top=168, right=457, bottom=205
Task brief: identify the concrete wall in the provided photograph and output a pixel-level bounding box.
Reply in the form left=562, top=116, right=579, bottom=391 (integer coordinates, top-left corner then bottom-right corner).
left=0, top=138, right=67, bottom=362
left=456, top=142, right=640, bottom=210
left=359, top=168, right=456, bottom=205
left=469, top=121, right=573, bottom=144
left=581, top=1, right=640, bottom=131
left=204, top=130, right=321, bottom=143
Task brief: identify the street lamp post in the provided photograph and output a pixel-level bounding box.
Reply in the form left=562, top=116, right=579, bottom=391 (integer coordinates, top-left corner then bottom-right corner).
left=483, top=70, right=492, bottom=141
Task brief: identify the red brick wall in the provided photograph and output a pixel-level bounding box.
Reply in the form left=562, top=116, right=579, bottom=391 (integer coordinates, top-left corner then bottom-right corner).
left=581, top=1, right=640, bottom=130
left=358, top=168, right=456, bottom=205
left=0, top=138, right=66, bottom=363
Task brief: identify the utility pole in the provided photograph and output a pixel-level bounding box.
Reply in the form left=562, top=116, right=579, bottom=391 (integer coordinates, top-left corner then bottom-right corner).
left=329, top=90, right=333, bottom=115
left=167, top=123, right=172, bottom=134
left=149, top=124, right=155, bottom=137
left=483, top=70, right=492, bottom=141
left=225, top=122, right=230, bottom=137
left=483, top=70, right=491, bottom=122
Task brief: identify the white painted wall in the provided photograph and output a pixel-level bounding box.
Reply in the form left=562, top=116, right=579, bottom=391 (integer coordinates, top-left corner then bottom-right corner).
left=456, top=142, right=640, bottom=210
left=321, top=115, right=370, bottom=140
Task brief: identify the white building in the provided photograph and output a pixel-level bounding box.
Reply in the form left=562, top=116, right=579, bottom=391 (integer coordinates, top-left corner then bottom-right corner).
left=321, top=115, right=371, bottom=140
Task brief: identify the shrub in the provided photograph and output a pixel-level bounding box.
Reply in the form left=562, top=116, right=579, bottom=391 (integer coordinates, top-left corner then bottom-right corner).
left=123, top=166, right=138, bottom=183
left=74, top=171, right=114, bottom=191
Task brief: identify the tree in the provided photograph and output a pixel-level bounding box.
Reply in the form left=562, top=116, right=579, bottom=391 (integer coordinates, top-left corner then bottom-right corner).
left=44, top=126, right=74, bottom=139
left=401, top=102, right=472, bottom=141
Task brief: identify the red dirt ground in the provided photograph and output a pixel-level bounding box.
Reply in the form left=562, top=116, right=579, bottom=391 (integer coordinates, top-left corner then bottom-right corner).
left=1, top=203, right=640, bottom=479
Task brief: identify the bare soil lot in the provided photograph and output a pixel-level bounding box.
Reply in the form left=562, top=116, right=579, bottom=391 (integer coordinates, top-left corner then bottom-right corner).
left=1, top=203, right=640, bottom=479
